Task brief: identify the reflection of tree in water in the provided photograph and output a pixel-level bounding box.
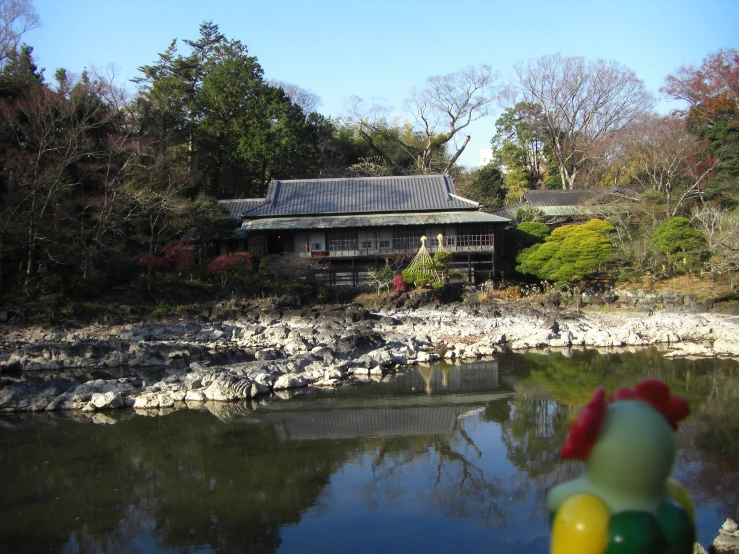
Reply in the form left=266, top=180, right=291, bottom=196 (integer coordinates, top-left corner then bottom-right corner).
left=499, top=348, right=734, bottom=408
left=0, top=410, right=358, bottom=554
left=352, top=389, right=571, bottom=530
left=499, top=386, right=579, bottom=516
left=678, top=371, right=739, bottom=516
left=359, top=427, right=509, bottom=529
left=502, top=386, right=569, bottom=478
left=428, top=428, right=509, bottom=526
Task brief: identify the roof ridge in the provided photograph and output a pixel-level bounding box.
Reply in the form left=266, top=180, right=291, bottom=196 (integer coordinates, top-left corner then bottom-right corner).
left=269, top=174, right=448, bottom=184
left=449, top=193, right=479, bottom=207
left=217, top=198, right=264, bottom=203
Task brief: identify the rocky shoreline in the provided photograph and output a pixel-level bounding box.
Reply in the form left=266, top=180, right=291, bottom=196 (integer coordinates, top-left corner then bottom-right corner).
left=1, top=297, right=738, bottom=415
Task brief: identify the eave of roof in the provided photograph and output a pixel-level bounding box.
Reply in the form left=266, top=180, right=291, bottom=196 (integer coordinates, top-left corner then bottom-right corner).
left=239, top=210, right=510, bottom=232
left=537, top=205, right=631, bottom=216
left=489, top=204, right=632, bottom=219
left=217, top=198, right=268, bottom=220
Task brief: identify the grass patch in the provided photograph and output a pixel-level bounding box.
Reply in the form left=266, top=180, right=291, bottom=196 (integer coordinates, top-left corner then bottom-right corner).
left=615, top=275, right=737, bottom=299
left=353, top=292, right=385, bottom=309
left=152, top=302, right=201, bottom=315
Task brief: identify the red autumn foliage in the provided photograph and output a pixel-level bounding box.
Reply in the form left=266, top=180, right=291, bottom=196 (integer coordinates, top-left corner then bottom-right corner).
left=392, top=274, right=408, bottom=292
left=662, top=48, right=739, bottom=124
left=138, top=251, right=168, bottom=271
left=163, top=238, right=195, bottom=269
left=208, top=252, right=254, bottom=278
left=138, top=238, right=194, bottom=271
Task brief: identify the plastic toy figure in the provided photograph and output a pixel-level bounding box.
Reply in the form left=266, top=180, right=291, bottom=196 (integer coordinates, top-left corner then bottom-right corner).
left=548, top=379, right=695, bottom=554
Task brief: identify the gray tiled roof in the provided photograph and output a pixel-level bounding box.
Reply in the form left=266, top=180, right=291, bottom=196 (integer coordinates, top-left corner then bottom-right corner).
left=218, top=199, right=268, bottom=220
left=488, top=206, right=519, bottom=219
left=523, top=188, right=629, bottom=207
left=244, top=175, right=478, bottom=217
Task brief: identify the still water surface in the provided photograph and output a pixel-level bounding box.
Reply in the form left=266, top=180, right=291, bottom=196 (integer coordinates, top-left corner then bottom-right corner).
left=1, top=349, right=738, bottom=553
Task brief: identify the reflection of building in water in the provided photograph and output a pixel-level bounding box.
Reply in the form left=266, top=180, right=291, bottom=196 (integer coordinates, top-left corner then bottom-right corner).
left=409, top=361, right=499, bottom=394
left=258, top=406, right=478, bottom=441
left=253, top=390, right=512, bottom=441
left=249, top=361, right=507, bottom=441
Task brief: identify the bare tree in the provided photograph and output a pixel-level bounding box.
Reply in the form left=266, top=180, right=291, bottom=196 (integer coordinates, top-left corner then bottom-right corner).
left=347, top=65, right=500, bottom=174
left=578, top=126, right=635, bottom=188
left=407, top=65, right=500, bottom=172
left=268, top=79, right=321, bottom=114
left=0, top=0, right=39, bottom=65
left=692, top=206, right=739, bottom=274
left=626, top=115, right=719, bottom=217
left=0, top=86, right=112, bottom=280
left=512, top=54, right=654, bottom=189
left=345, top=96, right=420, bottom=173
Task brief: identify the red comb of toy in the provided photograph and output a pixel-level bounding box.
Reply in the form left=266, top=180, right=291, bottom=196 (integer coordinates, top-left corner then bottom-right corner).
left=615, top=379, right=690, bottom=430
left=634, top=379, right=690, bottom=431
left=560, top=387, right=608, bottom=460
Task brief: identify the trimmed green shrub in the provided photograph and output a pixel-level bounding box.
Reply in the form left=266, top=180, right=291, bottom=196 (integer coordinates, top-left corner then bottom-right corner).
left=513, top=221, right=551, bottom=249
left=652, top=217, right=707, bottom=272
left=516, top=219, right=615, bottom=285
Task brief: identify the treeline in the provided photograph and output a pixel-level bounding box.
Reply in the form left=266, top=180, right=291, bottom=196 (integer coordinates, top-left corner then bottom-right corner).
left=483, top=51, right=738, bottom=207
left=488, top=50, right=739, bottom=287
left=0, top=2, right=737, bottom=312
left=0, top=18, right=497, bottom=304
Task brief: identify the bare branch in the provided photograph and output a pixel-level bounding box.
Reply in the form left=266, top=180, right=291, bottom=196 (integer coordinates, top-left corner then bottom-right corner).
left=0, top=0, right=39, bottom=64
left=267, top=79, right=321, bottom=114
left=625, top=114, right=718, bottom=216
left=512, top=54, right=654, bottom=189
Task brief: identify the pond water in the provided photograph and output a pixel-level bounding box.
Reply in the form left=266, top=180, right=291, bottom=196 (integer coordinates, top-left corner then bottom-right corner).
left=1, top=348, right=738, bottom=553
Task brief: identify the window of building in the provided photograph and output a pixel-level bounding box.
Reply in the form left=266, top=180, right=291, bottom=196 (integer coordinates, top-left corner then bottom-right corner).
left=327, top=230, right=358, bottom=251
left=392, top=227, right=422, bottom=250
left=456, top=225, right=492, bottom=247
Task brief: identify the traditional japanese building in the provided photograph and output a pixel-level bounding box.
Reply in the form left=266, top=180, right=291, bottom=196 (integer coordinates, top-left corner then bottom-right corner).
left=220, top=174, right=510, bottom=285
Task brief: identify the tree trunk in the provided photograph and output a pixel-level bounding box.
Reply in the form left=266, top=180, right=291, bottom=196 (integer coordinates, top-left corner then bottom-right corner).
left=25, top=226, right=37, bottom=284
left=445, top=135, right=471, bottom=174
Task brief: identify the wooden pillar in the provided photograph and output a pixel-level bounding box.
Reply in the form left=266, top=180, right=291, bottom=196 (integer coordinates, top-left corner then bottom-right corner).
left=467, top=253, right=472, bottom=283
left=491, top=252, right=495, bottom=289
left=352, top=258, right=356, bottom=286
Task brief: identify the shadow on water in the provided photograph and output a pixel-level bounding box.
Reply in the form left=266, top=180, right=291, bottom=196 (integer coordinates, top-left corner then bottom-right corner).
left=0, top=348, right=737, bottom=553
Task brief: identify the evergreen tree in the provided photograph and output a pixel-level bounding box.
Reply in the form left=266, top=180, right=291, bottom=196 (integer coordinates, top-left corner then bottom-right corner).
left=133, top=22, right=323, bottom=199
left=0, top=44, right=43, bottom=97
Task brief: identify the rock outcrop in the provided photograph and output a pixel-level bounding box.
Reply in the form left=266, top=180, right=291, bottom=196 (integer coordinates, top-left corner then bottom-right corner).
left=2, top=301, right=738, bottom=414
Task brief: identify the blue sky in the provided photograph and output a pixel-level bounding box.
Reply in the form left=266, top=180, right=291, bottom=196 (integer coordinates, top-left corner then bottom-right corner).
left=25, top=0, right=739, bottom=168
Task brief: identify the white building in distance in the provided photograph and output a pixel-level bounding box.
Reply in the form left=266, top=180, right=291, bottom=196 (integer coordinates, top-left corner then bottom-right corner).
left=479, top=148, right=493, bottom=166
